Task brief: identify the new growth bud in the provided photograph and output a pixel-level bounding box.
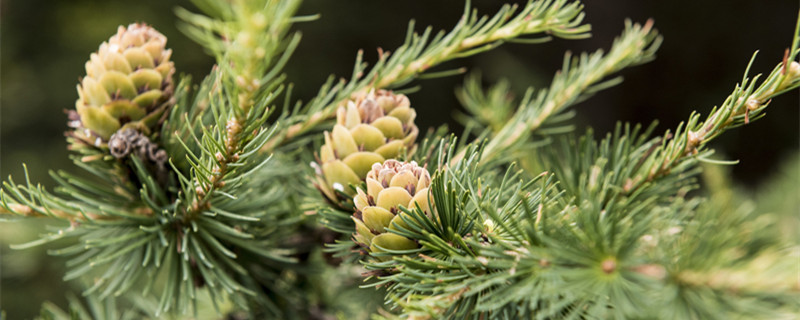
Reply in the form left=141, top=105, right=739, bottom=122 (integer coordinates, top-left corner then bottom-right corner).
left=351, top=160, right=432, bottom=259
left=314, top=90, right=419, bottom=206
left=72, top=23, right=175, bottom=145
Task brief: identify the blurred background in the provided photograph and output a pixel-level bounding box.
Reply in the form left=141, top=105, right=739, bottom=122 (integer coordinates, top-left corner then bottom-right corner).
left=1, top=0, right=797, bottom=318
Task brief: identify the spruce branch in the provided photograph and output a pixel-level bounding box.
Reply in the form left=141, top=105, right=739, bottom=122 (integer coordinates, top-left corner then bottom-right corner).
left=0, top=203, right=86, bottom=220
left=632, top=183, right=800, bottom=319
left=350, top=16, right=800, bottom=318
left=263, top=0, right=591, bottom=152
left=1, top=166, right=83, bottom=220
left=358, top=146, right=578, bottom=318
left=627, top=16, right=800, bottom=193
left=364, top=138, right=798, bottom=319
left=37, top=292, right=144, bottom=320
left=454, top=73, right=517, bottom=134
left=2, top=129, right=165, bottom=222
left=1, top=157, right=158, bottom=222
left=3, top=1, right=798, bottom=319
left=36, top=285, right=241, bottom=320
left=454, top=19, right=661, bottom=165
left=3, top=1, right=312, bottom=317
left=175, top=0, right=303, bottom=218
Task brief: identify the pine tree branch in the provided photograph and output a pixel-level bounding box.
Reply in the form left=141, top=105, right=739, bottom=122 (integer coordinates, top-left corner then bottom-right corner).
left=370, top=157, right=799, bottom=319
left=532, top=16, right=800, bottom=213
left=3, top=2, right=797, bottom=319
left=1, top=162, right=155, bottom=222
left=454, top=73, right=517, bottom=134
left=0, top=2, right=310, bottom=317
left=177, top=0, right=302, bottom=218
left=634, top=191, right=800, bottom=318
left=672, top=256, right=800, bottom=294
left=371, top=0, right=589, bottom=89
left=0, top=203, right=87, bottom=220
left=262, top=0, right=591, bottom=152
left=619, top=12, right=800, bottom=194
left=453, top=19, right=661, bottom=165
left=627, top=33, right=800, bottom=194
left=354, top=17, right=800, bottom=318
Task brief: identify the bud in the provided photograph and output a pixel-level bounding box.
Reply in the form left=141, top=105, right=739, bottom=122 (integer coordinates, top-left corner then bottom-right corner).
left=351, top=160, right=432, bottom=259
left=314, top=90, right=419, bottom=205
left=72, top=23, right=175, bottom=145
left=788, top=61, right=800, bottom=78
left=483, top=219, right=495, bottom=233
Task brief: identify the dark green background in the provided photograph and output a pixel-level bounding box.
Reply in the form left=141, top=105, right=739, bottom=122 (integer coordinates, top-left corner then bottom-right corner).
left=1, top=0, right=797, bottom=318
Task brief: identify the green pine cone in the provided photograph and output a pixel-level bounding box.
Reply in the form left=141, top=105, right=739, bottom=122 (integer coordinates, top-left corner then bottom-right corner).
left=314, top=90, right=419, bottom=204
left=73, top=23, right=175, bottom=143
left=351, top=160, right=432, bottom=259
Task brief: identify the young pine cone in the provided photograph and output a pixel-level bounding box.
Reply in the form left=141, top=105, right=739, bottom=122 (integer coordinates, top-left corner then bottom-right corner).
left=72, top=23, right=175, bottom=144
left=352, top=160, right=432, bottom=258
left=314, top=90, right=418, bottom=205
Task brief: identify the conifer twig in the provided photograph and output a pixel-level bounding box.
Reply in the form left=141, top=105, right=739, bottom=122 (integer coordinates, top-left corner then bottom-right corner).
left=453, top=19, right=661, bottom=164
left=178, top=0, right=302, bottom=218
left=628, top=18, right=800, bottom=192
left=0, top=203, right=65, bottom=219
left=263, top=0, right=591, bottom=152
left=0, top=203, right=119, bottom=221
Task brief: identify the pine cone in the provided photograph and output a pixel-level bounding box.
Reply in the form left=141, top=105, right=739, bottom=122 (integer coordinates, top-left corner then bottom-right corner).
left=352, top=160, right=431, bottom=257
left=73, top=23, right=175, bottom=143
left=314, top=90, right=419, bottom=204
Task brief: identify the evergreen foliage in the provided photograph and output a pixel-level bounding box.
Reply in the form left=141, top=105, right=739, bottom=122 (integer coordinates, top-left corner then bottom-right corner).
left=1, top=0, right=798, bottom=319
